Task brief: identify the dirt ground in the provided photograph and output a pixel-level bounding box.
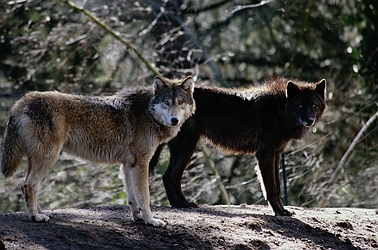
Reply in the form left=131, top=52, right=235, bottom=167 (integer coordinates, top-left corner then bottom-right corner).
left=0, top=205, right=377, bottom=250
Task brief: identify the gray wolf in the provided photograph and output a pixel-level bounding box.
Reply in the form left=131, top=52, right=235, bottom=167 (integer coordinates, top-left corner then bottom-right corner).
left=150, top=77, right=326, bottom=216
left=1, top=76, right=196, bottom=227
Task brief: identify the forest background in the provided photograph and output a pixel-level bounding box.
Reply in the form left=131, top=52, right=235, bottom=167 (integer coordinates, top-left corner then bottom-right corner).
left=0, top=0, right=377, bottom=214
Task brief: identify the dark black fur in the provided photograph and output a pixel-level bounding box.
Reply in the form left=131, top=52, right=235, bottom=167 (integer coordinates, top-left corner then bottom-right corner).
left=150, top=78, right=326, bottom=216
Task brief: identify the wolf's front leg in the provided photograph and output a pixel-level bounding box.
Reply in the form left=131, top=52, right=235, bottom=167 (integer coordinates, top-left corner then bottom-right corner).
left=130, top=161, right=166, bottom=227
left=255, top=150, right=292, bottom=216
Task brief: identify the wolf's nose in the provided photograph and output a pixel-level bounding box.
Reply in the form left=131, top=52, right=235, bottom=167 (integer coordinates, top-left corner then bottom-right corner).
left=305, top=118, right=315, bottom=127
left=171, top=117, right=179, bottom=125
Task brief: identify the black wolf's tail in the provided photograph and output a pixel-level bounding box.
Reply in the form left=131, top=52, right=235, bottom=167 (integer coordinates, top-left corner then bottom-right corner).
left=1, top=114, right=24, bottom=178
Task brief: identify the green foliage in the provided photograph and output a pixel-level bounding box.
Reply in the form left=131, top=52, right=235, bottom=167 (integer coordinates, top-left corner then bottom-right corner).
left=0, top=0, right=377, bottom=213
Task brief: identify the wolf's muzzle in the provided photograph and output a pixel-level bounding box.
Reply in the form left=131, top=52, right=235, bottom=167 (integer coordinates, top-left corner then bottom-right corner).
left=303, top=117, right=315, bottom=127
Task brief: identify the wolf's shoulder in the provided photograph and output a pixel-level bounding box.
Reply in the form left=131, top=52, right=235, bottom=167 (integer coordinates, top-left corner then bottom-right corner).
left=114, top=86, right=153, bottom=104
left=115, top=86, right=153, bottom=98
left=102, top=86, right=153, bottom=112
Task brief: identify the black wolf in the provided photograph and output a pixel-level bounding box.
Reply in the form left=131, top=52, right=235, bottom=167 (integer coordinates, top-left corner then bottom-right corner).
left=150, top=77, right=326, bottom=216
left=1, top=76, right=196, bottom=226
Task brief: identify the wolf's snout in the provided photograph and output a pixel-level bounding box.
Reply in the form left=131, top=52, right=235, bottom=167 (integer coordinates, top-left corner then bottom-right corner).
left=170, top=117, right=179, bottom=125
left=304, top=118, right=315, bottom=127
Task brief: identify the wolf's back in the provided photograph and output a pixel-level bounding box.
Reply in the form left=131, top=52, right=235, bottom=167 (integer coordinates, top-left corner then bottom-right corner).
left=1, top=108, right=25, bottom=178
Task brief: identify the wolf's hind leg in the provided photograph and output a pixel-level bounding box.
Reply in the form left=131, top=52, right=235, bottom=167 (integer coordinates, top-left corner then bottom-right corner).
left=37, top=204, right=52, bottom=218
left=21, top=181, right=51, bottom=222
left=120, top=163, right=142, bottom=221
left=23, top=149, right=60, bottom=222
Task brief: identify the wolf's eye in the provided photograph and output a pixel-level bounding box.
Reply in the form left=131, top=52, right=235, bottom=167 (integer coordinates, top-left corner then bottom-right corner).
left=178, top=100, right=184, bottom=105
left=163, top=100, right=169, bottom=106
left=298, top=104, right=303, bottom=108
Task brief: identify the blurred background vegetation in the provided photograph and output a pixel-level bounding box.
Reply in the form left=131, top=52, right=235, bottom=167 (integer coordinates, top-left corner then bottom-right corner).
left=0, top=0, right=377, bottom=213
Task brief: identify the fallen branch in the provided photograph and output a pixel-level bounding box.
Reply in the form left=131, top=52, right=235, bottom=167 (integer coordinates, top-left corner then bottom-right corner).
left=62, top=0, right=161, bottom=77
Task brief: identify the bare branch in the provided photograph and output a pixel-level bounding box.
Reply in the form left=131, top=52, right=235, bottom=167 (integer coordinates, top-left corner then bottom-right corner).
left=145, top=0, right=230, bottom=87
left=228, top=0, right=274, bottom=16
left=329, top=109, right=378, bottom=183
left=62, top=0, right=162, bottom=77
left=184, top=0, right=232, bottom=14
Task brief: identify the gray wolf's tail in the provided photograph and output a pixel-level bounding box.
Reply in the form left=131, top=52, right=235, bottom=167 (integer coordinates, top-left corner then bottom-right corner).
left=1, top=114, right=24, bottom=178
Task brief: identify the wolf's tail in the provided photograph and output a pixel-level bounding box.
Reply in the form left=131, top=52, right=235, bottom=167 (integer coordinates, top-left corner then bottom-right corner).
left=1, top=114, right=24, bottom=178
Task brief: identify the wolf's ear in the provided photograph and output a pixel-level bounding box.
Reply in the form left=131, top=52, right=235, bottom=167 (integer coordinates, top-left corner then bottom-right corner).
left=286, top=81, right=301, bottom=100
left=315, top=79, right=326, bottom=101
left=153, top=76, right=168, bottom=95
left=180, top=76, right=195, bottom=96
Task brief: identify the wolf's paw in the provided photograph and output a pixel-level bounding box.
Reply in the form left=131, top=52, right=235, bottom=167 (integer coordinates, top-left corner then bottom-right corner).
left=147, top=218, right=166, bottom=227
left=40, top=210, right=53, bottom=218
left=172, top=201, right=198, bottom=208
left=275, top=209, right=294, bottom=216
left=131, top=211, right=143, bottom=221
left=31, top=213, right=51, bottom=222
left=132, top=216, right=144, bottom=222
